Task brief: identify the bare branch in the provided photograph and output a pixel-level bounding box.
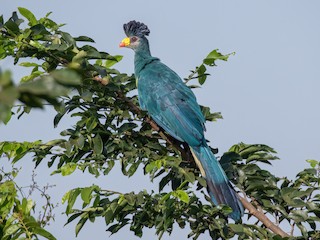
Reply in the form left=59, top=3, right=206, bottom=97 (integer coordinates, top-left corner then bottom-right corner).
left=290, top=222, right=295, bottom=236
left=239, top=196, right=289, bottom=238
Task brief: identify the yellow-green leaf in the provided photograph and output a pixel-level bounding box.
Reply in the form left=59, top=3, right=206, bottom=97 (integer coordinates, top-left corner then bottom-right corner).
left=81, top=187, right=92, bottom=204
left=60, top=162, right=77, bottom=176
left=173, top=190, right=189, bottom=204
left=18, top=7, right=37, bottom=26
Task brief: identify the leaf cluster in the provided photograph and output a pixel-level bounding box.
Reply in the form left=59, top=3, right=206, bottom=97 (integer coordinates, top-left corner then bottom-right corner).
left=0, top=169, right=56, bottom=240
left=1, top=8, right=320, bottom=240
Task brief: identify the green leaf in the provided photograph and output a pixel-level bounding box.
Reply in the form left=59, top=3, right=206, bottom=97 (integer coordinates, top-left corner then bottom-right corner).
left=201, top=106, right=223, bottom=122
left=75, top=217, right=88, bottom=236
left=81, top=90, right=93, bottom=101
left=74, top=36, right=95, bottom=42
left=62, top=191, right=70, bottom=205
left=65, top=188, right=81, bottom=214
left=93, top=134, right=103, bottom=154
left=54, top=112, right=65, bottom=128
left=0, top=85, right=19, bottom=106
left=306, top=159, right=319, bottom=168
left=20, top=70, right=44, bottom=82
left=127, top=162, right=140, bottom=177
left=229, top=224, right=244, bottom=233
left=72, top=50, right=87, bottom=62
left=290, top=210, right=308, bottom=222
left=3, top=109, right=12, bottom=125
left=65, top=212, right=82, bottom=226
left=81, top=187, right=93, bottom=204
left=60, top=162, right=77, bottom=176
left=197, top=176, right=207, bottom=188
left=19, top=62, right=39, bottom=67
left=173, top=190, right=189, bottom=203
left=18, top=7, right=37, bottom=26
left=4, top=19, right=20, bottom=35
left=29, top=40, right=46, bottom=50
left=86, top=117, right=98, bottom=132
left=203, top=49, right=235, bottom=66
left=104, top=160, right=115, bottom=175
left=105, top=55, right=123, bottom=68
left=219, top=205, right=233, bottom=216
left=81, top=45, right=101, bottom=59
left=104, top=209, right=114, bottom=224
left=60, top=31, right=76, bottom=47
left=124, top=193, right=136, bottom=206
left=51, top=69, right=82, bottom=86
left=3, top=224, right=19, bottom=237
left=76, top=135, right=85, bottom=149
left=21, top=198, right=33, bottom=214
left=197, top=64, right=207, bottom=85
left=118, top=122, right=137, bottom=133
left=179, top=169, right=195, bottom=183
left=145, top=160, right=163, bottom=173
left=30, top=24, right=50, bottom=36
left=10, top=12, right=23, bottom=25
left=220, top=151, right=241, bottom=165
left=32, top=227, right=57, bottom=240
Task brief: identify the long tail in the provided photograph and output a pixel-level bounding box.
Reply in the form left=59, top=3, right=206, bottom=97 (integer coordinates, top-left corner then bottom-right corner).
left=191, top=144, right=243, bottom=220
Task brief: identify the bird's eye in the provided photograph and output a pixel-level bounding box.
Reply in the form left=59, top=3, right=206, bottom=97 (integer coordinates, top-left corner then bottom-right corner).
left=131, top=36, right=138, bottom=42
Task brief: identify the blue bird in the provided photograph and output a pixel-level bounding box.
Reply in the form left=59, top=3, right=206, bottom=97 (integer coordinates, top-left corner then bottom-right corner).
left=119, top=20, right=243, bottom=220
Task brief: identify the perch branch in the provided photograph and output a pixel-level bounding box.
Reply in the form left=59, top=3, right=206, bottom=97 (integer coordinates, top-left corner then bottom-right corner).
left=239, top=196, right=289, bottom=237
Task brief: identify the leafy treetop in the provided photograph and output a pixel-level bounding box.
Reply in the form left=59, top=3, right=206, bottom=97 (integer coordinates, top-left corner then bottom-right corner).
left=0, top=8, right=319, bottom=240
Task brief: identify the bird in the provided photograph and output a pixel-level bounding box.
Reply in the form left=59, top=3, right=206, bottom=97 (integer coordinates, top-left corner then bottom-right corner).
left=119, top=20, right=243, bottom=220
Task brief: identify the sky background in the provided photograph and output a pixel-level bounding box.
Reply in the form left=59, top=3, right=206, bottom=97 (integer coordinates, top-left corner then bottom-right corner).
left=1, top=1, right=320, bottom=239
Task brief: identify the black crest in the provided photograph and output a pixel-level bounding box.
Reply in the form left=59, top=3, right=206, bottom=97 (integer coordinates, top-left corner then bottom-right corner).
left=123, top=20, right=150, bottom=37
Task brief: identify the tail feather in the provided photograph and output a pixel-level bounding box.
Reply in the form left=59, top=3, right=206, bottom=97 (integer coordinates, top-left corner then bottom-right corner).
left=191, top=145, right=243, bottom=220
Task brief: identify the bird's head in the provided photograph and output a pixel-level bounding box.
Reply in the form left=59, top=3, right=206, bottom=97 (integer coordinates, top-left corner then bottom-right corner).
left=119, top=20, right=150, bottom=50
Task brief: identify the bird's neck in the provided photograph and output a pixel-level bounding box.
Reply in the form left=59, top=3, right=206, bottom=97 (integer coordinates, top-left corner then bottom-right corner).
left=134, top=51, right=152, bottom=74
left=133, top=38, right=156, bottom=77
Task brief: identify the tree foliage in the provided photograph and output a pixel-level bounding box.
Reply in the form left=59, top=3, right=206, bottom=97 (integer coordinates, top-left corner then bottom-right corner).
left=0, top=9, right=320, bottom=239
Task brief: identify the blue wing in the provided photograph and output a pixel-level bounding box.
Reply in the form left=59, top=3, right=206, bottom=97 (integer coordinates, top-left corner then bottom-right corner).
left=138, top=60, right=206, bottom=147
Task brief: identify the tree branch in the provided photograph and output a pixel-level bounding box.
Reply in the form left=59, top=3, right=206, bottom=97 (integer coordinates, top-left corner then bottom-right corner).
left=239, top=196, right=289, bottom=237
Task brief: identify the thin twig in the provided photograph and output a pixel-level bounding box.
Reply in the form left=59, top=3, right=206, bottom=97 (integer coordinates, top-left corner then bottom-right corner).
left=14, top=212, right=33, bottom=239
left=290, top=222, right=295, bottom=236
left=0, top=168, right=26, bottom=198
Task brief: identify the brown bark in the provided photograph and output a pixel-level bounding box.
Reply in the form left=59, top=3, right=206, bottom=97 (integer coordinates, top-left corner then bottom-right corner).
left=239, top=196, right=289, bottom=237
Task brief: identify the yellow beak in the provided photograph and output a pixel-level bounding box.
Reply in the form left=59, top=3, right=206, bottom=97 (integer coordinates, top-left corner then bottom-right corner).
left=119, top=37, right=130, bottom=47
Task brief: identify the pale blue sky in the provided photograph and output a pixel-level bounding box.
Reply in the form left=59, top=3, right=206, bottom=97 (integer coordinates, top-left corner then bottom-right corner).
left=1, top=1, right=320, bottom=239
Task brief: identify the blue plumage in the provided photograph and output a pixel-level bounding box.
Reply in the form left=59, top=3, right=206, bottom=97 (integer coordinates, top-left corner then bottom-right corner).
left=120, top=20, right=243, bottom=220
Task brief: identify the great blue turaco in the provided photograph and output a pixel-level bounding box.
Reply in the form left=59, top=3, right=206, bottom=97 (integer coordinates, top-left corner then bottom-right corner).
left=119, top=20, right=243, bottom=220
